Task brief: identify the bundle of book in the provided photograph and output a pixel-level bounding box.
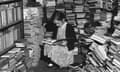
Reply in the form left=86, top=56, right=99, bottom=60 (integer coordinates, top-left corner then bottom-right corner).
left=24, top=6, right=45, bottom=67
left=0, top=0, right=28, bottom=72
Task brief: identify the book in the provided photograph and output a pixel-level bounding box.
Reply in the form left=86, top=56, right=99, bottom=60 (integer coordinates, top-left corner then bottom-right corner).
left=13, top=27, right=18, bottom=41
left=0, top=63, right=9, bottom=70
left=8, top=27, right=14, bottom=47
left=17, top=7, right=22, bottom=21
left=76, top=13, right=86, bottom=18
left=13, top=8, right=17, bottom=22
left=88, top=55, right=99, bottom=66
left=114, top=54, right=120, bottom=62
left=3, top=32, right=6, bottom=50
left=0, top=32, right=3, bottom=52
left=112, top=59, right=120, bottom=69
left=0, top=58, right=8, bottom=68
left=8, top=48, right=21, bottom=53
left=16, top=64, right=26, bottom=72
left=90, top=34, right=107, bottom=44
left=74, top=0, right=84, bottom=5
left=94, top=13, right=101, bottom=21
left=7, top=8, right=13, bottom=24
left=9, top=58, right=16, bottom=67
left=56, top=0, right=63, bottom=4
left=1, top=10, right=7, bottom=27
left=64, top=0, right=73, bottom=3
left=111, top=38, right=120, bottom=45
left=4, top=30, right=9, bottom=48
left=1, top=53, right=15, bottom=58
left=0, top=13, right=2, bottom=28
left=46, top=0, right=56, bottom=7
left=74, top=5, right=84, bottom=12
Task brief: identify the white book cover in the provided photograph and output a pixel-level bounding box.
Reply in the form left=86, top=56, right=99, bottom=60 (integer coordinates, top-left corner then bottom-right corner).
left=90, top=34, right=106, bottom=44
left=1, top=10, right=7, bottom=27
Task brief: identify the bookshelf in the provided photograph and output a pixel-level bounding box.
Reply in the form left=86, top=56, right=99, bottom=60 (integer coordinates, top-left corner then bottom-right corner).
left=0, top=0, right=20, bottom=5
left=0, top=0, right=24, bottom=55
left=0, top=0, right=27, bottom=72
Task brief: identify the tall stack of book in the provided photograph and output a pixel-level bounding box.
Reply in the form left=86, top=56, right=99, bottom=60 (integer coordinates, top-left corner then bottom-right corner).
left=55, top=0, right=65, bottom=12
left=46, top=0, right=56, bottom=19
left=64, top=0, right=76, bottom=25
left=74, top=0, right=88, bottom=28
left=84, top=0, right=120, bottom=68
left=24, top=7, right=44, bottom=67
left=86, top=0, right=105, bottom=21
left=0, top=0, right=27, bottom=72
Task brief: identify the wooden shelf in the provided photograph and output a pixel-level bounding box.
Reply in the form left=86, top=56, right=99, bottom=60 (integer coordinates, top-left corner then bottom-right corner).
left=0, top=44, right=15, bottom=56
left=0, top=20, right=22, bottom=32
left=0, top=0, right=21, bottom=5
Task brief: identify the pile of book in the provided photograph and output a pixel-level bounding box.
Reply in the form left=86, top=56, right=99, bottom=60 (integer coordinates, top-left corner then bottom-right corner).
left=64, top=0, right=76, bottom=25
left=24, top=7, right=44, bottom=67
left=0, top=46, right=27, bottom=72
left=85, top=28, right=120, bottom=72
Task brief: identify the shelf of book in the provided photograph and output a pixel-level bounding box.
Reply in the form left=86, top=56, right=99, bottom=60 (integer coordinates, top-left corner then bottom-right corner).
left=0, top=44, right=15, bottom=56
left=0, top=0, right=21, bottom=5
left=0, top=0, right=26, bottom=71
left=0, top=20, right=22, bottom=32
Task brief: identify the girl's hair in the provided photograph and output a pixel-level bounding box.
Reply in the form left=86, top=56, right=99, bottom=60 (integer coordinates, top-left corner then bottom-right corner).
left=50, top=11, right=66, bottom=22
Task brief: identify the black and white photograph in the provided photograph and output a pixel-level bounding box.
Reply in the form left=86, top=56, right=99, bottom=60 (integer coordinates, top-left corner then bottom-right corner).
left=0, top=0, right=120, bottom=72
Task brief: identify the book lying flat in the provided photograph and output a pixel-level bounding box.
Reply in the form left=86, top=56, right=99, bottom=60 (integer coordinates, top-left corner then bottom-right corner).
left=111, top=39, right=120, bottom=45
left=90, top=34, right=106, bottom=44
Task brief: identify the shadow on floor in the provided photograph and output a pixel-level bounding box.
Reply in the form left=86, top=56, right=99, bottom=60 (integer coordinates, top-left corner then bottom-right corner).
left=30, top=60, right=69, bottom=72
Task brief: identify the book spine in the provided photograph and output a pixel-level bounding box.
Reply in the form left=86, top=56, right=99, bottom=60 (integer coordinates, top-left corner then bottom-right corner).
left=1, top=10, right=7, bottom=27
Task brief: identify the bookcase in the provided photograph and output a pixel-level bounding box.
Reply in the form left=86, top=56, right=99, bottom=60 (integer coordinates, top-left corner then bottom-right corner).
left=0, top=0, right=27, bottom=72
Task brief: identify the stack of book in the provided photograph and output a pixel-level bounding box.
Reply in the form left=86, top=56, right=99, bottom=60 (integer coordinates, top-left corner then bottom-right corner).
left=0, top=47, right=26, bottom=71
left=73, top=0, right=88, bottom=28
left=24, top=7, right=44, bottom=67
left=64, top=0, right=75, bottom=25
left=87, top=0, right=103, bottom=9
left=46, top=0, right=56, bottom=18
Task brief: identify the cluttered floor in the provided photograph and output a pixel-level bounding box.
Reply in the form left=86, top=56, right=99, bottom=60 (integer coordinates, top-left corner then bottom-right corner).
left=31, top=60, right=69, bottom=72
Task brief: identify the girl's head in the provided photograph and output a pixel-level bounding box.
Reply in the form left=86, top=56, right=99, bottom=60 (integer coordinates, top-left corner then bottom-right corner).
left=51, top=11, right=66, bottom=27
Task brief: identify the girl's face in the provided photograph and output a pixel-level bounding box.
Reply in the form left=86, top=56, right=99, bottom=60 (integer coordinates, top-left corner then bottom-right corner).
left=54, top=19, right=64, bottom=27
